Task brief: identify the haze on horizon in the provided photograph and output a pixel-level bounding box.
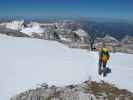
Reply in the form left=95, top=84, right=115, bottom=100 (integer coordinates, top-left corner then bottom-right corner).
left=0, top=0, right=133, bottom=21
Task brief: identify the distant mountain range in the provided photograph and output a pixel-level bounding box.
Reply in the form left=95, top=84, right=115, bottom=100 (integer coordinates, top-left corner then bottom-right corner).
left=0, top=17, right=133, bottom=40
left=0, top=18, right=133, bottom=53
left=75, top=18, right=133, bottom=40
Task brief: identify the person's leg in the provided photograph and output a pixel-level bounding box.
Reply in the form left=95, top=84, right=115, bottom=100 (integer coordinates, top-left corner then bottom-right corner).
left=103, top=62, right=107, bottom=68
left=98, top=60, right=102, bottom=75
left=103, top=62, right=107, bottom=76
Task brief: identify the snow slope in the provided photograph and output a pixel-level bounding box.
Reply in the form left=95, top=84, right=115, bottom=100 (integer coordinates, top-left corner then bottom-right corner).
left=0, top=35, right=133, bottom=100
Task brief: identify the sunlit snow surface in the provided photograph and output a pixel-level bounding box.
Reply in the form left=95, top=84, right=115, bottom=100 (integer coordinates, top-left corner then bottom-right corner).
left=0, top=35, right=133, bottom=100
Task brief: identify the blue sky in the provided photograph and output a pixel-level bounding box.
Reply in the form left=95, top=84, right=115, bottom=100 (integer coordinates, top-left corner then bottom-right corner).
left=0, top=0, right=133, bottom=20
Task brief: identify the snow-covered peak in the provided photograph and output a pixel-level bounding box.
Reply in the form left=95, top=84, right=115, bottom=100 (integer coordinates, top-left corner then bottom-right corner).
left=5, top=20, right=24, bottom=31
left=104, top=35, right=119, bottom=42
left=73, top=29, right=89, bottom=37
left=27, top=22, right=40, bottom=28
left=21, top=22, right=44, bottom=36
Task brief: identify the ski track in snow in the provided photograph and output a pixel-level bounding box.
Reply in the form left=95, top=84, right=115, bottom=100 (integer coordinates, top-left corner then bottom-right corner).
left=0, top=35, right=133, bottom=100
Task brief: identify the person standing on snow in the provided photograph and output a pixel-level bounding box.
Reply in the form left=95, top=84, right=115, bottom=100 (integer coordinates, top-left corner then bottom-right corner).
left=98, top=43, right=110, bottom=76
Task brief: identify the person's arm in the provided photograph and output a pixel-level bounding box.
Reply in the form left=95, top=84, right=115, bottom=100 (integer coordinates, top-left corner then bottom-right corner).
left=99, top=49, right=102, bottom=61
left=99, top=51, right=101, bottom=57
left=107, top=51, right=110, bottom=59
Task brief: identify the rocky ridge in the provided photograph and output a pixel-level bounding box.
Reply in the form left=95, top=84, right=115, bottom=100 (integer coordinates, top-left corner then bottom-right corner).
left=10, top=80, right=133, bottom=100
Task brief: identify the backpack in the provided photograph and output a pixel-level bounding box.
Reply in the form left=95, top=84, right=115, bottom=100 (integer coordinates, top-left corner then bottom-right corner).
left=100, top=48, right=109, bottom=63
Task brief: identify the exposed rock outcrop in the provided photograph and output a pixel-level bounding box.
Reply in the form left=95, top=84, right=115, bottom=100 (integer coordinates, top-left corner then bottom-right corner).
left=10, top=81, right=133, bottom=100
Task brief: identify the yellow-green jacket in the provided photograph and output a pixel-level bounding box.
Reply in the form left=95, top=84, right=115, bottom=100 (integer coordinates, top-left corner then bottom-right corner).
left=99, top=48, right=110, bottom=63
